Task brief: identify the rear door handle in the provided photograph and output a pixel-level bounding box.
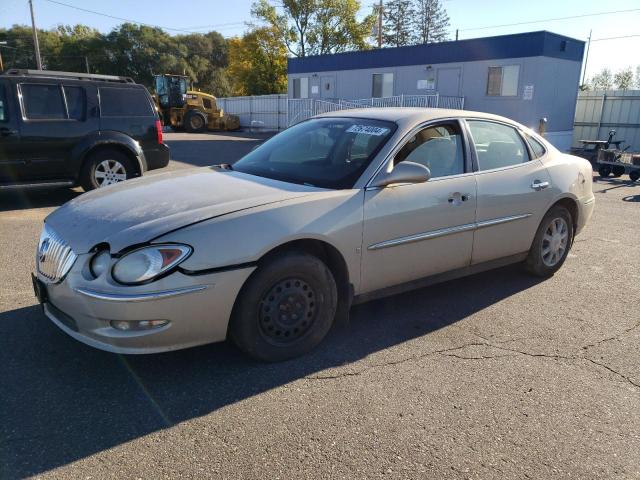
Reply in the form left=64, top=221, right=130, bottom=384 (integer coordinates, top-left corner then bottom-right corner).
left=531, top=180, right=549, bottom=191
left=0, top=127, right=18, bottom=137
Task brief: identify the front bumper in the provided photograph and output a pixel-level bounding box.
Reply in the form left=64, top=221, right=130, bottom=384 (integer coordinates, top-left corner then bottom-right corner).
left=37, top=256, right=254, bottom=354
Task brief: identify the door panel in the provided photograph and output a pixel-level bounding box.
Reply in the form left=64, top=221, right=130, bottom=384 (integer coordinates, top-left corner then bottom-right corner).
left=361, top=175, right=477, bottom=293
left=320, top=76, right=335, bottom=99
left=472, top=160, right=552, bottom=264
left=0, top=80, right=24, bottom=183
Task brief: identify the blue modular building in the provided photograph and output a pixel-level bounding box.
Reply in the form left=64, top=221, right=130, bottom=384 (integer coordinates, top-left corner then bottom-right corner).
left=287, top=31, right=585, bottom=150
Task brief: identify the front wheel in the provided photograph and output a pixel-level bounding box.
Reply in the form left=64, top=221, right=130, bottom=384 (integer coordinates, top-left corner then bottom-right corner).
left=598, top=165, right=612, bottom=178
left=229, top=252, right=338, bottom=362
left=524, top=206, right=574, bottom=277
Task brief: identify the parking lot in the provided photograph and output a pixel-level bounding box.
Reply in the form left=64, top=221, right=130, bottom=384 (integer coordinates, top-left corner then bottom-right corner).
left=1, top=131, right=639, bottom=479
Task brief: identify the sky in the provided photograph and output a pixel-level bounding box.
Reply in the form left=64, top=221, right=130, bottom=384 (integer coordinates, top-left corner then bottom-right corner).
left=1, top=0, right=639, bottom=81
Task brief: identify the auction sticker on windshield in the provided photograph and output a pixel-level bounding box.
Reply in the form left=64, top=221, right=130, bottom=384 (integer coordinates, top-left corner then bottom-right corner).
left=345, top=125, right=390, bottom=136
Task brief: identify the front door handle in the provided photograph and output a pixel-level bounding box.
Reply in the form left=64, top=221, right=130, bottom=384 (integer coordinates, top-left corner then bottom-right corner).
left=448, top=192, right=471, bottom=205
left=531, top=180, right=550, bottom=191
left=0, top=127, right=18, bottom=137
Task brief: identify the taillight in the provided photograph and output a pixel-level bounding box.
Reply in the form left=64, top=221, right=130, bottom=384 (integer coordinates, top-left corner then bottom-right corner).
left=155, top=119, right=163, bottom=144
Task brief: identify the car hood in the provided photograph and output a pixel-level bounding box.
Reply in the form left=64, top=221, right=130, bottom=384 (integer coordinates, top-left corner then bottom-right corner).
left=45, top=167, right=322, bottom=253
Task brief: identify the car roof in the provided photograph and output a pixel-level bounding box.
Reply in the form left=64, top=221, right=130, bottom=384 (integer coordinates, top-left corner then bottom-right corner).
left=316, top=107, right=518, bottom=129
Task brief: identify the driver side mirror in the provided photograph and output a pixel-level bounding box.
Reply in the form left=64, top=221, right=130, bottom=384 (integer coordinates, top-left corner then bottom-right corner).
left=370, top=161, right=431, bottom=188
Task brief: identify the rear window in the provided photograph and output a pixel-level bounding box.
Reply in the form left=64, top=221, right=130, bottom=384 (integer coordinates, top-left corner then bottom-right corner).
left=21, top=84, right=66, bottom=120
left=99, top=87, right=153, bottom=117
left=63, top=86, right=86, bottom=120
left=525, top=134, right=547, bottom=158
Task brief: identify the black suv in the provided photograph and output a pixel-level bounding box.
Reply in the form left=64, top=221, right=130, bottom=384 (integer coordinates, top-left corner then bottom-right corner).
left=0, top=69, right=169, bottom=191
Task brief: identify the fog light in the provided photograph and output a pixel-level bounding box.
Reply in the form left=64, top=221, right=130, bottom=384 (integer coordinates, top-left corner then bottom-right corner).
left=110, top=320, right=169, bottom=331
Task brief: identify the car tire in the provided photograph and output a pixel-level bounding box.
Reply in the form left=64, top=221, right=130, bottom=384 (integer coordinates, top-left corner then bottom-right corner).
left=598, top=165, right=611, bottom=178
left=612, top=165, right=625, bottom=177
left=629, top=170, right=640, bottom=182
left=80, top=149, right=135, bottom=191
left=229, top=252, right=338, bottom=362
left=524, top=206, right=574, bottom=277
left=184, top=110, right=207, bottom=133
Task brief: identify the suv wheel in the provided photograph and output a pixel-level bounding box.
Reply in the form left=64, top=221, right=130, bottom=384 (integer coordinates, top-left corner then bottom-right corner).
left=81, top=149, right=134, bottom=191
left=184, top=110, right=207, bottom=133
left=230, top=252, right=338, bottom=362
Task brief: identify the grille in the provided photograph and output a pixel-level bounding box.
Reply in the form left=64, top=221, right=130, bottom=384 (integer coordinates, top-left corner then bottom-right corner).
left=36, top=224, right=77, bottom=284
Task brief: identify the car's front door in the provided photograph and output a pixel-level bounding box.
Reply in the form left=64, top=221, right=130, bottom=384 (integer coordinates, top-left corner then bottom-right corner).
left=465, top=119, right=553, bottom=264
left=361, top=120, right=477, bottom=294
left=0, top=79, right=25, bottom=183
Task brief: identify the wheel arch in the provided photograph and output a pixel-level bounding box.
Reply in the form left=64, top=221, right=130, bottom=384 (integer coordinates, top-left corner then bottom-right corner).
left=74, top=133, right=146, bottom=180
left=548, top=196, right=579, bottom=233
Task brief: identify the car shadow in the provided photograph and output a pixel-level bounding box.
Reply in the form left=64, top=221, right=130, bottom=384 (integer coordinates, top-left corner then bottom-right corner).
left=0, top=188, right=82, bottom=213
left=0, top=264, right=543, bottom=478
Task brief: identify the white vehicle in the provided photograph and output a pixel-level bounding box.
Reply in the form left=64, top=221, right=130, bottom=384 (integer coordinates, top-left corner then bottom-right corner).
left=33, top=108, right=595, bottom=361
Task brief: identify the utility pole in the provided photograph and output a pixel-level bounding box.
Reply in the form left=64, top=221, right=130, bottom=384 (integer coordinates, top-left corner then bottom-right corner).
left=0, top=41, right=6, bottom=72
left=455, top=29, right=459, bottom=41
left=84, top=56, right=90, bottom=73
left=29, top=0, right=43, bottom=70
left=581, top=29, right=592, bottom=87
left=377, top=0, right=383, bottom=48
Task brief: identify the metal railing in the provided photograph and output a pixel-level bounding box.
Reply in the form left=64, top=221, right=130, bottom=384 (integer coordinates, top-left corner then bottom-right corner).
left=216, top=93, right=464, bottom=129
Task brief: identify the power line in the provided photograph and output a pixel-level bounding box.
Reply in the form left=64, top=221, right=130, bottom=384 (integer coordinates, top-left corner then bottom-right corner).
left=41, top=0, right=246, bottom=34
left=591, top=34, right=640, bottom=42
left=458, top=8, right=640, bottom=32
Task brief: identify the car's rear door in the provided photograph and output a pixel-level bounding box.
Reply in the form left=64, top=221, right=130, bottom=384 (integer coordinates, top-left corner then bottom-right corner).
left=465, top=119, right=553, bottom=264
left=360, top=120, right=477, bottom=294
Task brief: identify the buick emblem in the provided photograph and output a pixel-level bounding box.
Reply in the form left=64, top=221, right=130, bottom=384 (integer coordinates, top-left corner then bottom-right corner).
left=39, top=238, right=50, bottom=263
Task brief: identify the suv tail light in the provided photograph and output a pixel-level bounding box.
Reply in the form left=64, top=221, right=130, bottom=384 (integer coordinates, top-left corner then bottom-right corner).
left=155, top=119, right=163, bottom=144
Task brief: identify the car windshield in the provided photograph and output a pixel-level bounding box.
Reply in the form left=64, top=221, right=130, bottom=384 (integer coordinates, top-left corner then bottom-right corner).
left=232, top=117, right=397, bottom=189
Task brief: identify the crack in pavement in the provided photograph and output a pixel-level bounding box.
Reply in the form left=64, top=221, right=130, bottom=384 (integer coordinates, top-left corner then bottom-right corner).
left=581, top=321, right=640, bottom=351
left=305, top=340, right=640, bottom=390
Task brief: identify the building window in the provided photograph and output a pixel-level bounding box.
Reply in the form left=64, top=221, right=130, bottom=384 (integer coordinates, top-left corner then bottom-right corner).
left=372, top=73, right=393, bottom=98
left=292, top=77, right=309, bottom=99
left=486, top=65, right=519, bottom=97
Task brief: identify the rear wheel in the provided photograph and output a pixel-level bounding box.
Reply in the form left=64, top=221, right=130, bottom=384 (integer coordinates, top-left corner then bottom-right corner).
left=612, top=165, right=626, bottom=177
left=229, top=252, right=338, bottom=362
left=80, top=149, right=134, bottom=191
left=598, top=165, right=612, bottom=178
left=524, top=206, right=574, bottom=277
left=629, top=170, right=640, bottom=182
left=184, top=110, right=206, bottom=133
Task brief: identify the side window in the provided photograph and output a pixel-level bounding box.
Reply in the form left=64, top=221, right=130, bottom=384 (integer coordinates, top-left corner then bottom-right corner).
left=394, top=123, right=465, bottom=178
left=99, top=87, right=153, bottom=116
left=486, top=65, right=519, bottom=97
left=468, top=121, right=530, bottom=171
left=63, top=86, right=86, bottom=120
left=292, top=78, right=309, bottom=99
left=525, top=134, right=546, bottom=158
left=21, top=84, right=66, bottom=120
left=0, top=83, right=7, bottom=122
left=202, top=98, right=213, bottom=109
left=372, top=73, right=393, bottom=98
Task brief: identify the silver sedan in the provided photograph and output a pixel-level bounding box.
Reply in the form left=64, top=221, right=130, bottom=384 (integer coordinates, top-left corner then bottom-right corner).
left=33, top=108, right=595, bottom=361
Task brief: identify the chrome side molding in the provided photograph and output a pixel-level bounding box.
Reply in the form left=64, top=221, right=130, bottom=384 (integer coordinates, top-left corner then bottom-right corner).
left=368, top=213, right=532, bottom=251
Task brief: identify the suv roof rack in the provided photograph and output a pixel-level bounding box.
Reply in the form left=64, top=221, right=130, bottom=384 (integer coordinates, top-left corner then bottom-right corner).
left=2, top=69, right=136, bottom=84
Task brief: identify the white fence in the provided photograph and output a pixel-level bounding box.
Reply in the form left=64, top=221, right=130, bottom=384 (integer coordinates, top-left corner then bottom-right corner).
left=573, top=90, right=640, bottom=151
left=216, top=93, right=465, bottom=130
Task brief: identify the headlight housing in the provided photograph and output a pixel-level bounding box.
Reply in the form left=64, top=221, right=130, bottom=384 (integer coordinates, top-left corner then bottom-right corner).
left=111, top=244, right=192, bottom=285
left=90, top=250, right=112, bottom=278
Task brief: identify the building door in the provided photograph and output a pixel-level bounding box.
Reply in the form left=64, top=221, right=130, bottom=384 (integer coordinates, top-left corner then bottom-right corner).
left=436, top=67, right=461, bottom=97
left=320, top=76, right=335, bottom=99
left=310, top=77, right=321, bottom=99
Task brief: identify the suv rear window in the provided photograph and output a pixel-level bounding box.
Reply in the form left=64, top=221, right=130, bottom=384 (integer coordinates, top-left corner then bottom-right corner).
left=99, top=87, right=153, bottom=117
left=21, top=84, right=66, bottom=120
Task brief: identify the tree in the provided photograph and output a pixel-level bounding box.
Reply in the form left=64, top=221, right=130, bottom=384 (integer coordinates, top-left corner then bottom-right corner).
left=413, top=0, right=449, bottom=44
left=382, top=0, right=414, bottom=47
left=614, top=67, right=634, bottom=90
left=251, top=0, right=374, bottom=57
left=590, top=68, right=613, bottom=91
left=227, top=27, right=288, bottom=95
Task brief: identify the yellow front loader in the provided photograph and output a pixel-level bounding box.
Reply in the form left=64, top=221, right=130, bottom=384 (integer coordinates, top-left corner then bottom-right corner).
left=153, top=74, right=240, bottom=133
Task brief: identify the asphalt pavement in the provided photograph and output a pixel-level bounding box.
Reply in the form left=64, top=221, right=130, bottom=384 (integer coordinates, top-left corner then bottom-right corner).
left=1, top=132, right=639, bottom=479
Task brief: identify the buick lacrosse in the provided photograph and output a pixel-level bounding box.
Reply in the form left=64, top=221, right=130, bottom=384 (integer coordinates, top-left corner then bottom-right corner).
left=33, top=108, right=594, bottom=361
